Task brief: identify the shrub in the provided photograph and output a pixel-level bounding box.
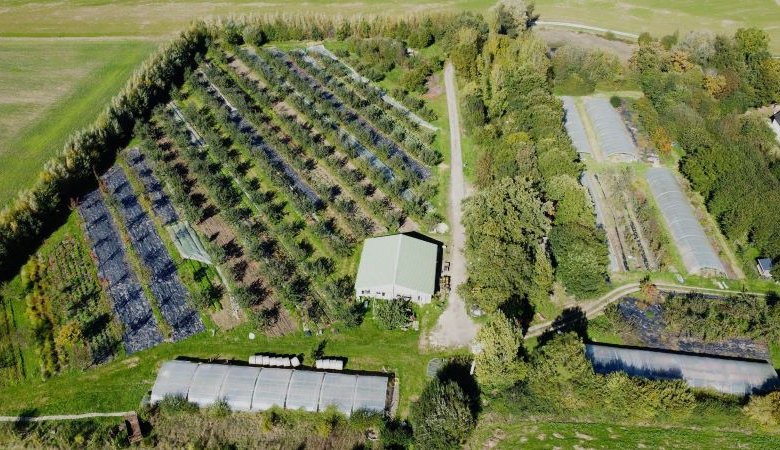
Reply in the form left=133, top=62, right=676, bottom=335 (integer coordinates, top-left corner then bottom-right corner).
left=409, top=378, right=475, bottom=449
left=158, top=395, right=199, bottom=415
left=745, top=392, right=780, bottom=427
left=373, top=299, right=412, bottom=329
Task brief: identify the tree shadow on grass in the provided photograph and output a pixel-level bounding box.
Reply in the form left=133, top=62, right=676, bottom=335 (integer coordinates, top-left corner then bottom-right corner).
left=537, top=306, right=589, bottom=347
left=13, top=408, right=38, bottom=434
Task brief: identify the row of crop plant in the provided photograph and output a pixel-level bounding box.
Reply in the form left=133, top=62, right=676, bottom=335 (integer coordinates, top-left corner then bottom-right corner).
left=136, top=119, right=296, bottom=334
left=193, top=66, right=364, bottom=254
left=201, top=58, right=380, bottom=240
left=232, top=45, right=437, bottom=226
left=154, top=103, right=337, bottom=326
left=270, top=48, right=433, bottom=181
left=228, top=45, right=412, bottom=230
left=171, top=91, right=361, bottom=324
left=300, top=49, right=441, bottom=165
left=20, top=236, right=121, bottom=377
left=211, top=45, right=403, bottom=233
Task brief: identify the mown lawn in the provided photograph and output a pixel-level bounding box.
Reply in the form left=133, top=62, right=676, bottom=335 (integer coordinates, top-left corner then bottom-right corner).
left=0, top=39, right=155, bottom=207
left=469, top=415, right=780, bottom=449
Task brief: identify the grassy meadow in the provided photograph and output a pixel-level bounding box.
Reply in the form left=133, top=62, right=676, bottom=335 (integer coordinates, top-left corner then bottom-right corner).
left=0, top=39, right=155, bottom=207
left=535, top=0, right=780, bottom=52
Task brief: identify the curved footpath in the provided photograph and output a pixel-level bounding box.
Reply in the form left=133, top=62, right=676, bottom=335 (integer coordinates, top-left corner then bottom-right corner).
left=534, top=21, right=639, bottom=39
left=525, top=282, right=769, bottom=339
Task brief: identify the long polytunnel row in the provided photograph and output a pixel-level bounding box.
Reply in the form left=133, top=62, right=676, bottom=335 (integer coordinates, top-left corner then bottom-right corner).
left=645, top=167, right=726, bottom=275
left=151, top=360, right=390, bottom=416
left=586, top=344, right=779, bottom=395
left=583, top=97, right=638, bottom=162
left=561, top=96, right=593, bottom=157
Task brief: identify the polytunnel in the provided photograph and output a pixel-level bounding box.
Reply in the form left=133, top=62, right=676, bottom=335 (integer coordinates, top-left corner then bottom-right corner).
left=583, top=97, right=638, bottom=161
left=586, top=344, right=779, bottom=395
left=561, top=96, right=593, bottom=157
left=150, top=361, right=390, bottom=416
left=645, top=167, right=726, bottom=275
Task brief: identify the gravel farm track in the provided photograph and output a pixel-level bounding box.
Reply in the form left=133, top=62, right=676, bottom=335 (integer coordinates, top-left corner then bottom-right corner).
left=425, top=62, right=478, bottom=349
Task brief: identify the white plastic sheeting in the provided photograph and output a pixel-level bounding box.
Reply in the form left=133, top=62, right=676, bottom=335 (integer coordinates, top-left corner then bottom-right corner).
left=151, top=361, right=389, bottom=415
left=150, top=360, right=198, bottom=403
left=218, top=366, right=262, bottom=411
left=167, top=222, right=212, bottom=265
left=585, top=344, right=779, bottom=395
left=286, top=370, right=325, bottom=412
left=315, top=359, right=345, bottom=370
left=645, top=167, right=726, bottom=275
left=248, top=355, right=301, bottom=367
left=319, top=373, right=358, bottom=415
left=561, top=96, right=593, bottom=156
left=583, top=97, right=638, bottom=161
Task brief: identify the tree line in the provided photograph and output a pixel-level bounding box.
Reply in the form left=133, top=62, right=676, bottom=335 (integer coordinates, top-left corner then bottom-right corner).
left=451, top=6, right=609, bottom=318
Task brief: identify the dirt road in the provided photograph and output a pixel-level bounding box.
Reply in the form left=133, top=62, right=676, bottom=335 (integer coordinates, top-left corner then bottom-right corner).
left=524, top=282, right=769, bottom=339
left=425, top=62, right=478, bottom=349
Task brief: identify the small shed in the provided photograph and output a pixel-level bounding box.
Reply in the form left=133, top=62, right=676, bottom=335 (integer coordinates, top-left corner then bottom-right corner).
left=354, top=234, right=439, bottom=304
left=757, top=258, right=774, bottom=279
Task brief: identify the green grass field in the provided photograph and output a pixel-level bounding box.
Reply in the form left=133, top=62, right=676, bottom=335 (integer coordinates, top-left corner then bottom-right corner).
left=470, top=415, right=780, bottom=449
left=0, top=39, right=155, bottom=207
left=535, top=0, right=780, bottom=53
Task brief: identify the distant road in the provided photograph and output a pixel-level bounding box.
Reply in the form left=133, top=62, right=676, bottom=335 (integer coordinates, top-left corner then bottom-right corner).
left=525, top=281, right=769, bottom=339
left=535, top=20, right=638, bottom=39
left=0, top=412, right=132, bottom=422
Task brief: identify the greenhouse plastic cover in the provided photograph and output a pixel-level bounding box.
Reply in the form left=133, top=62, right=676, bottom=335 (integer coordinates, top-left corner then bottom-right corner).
left=151, top=361, right=389, bottom=415
left=219, top=366, right=261, bottom=411
left=188, top=364, right=230, bottom=407
left=645, top=167, right=726, bottom=275
left=285, top=370, right=325, bottom=412
left=251, top=367, right=293, bottom=411
left=583, top=97, right=638, bottom=161
left=585, top=344, right=779, bottom=395
left=319, top=373, right=358, bottom=414
left=561, top=97, right=593, bottom=156
left=150, top=360, right=198, bottom=403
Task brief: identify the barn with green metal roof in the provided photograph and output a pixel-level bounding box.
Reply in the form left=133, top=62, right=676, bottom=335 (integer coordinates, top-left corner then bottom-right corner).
left=354, top=234, right=439, bottom=304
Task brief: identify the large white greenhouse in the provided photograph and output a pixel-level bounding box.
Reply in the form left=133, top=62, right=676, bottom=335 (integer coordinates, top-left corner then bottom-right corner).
left=150, top=360, right=390, bottom=415
left=586, top=344, right=779, bottom=395
left=583, top=97, right=638, bottom=162
left=645, top=167, right=726, bottom=276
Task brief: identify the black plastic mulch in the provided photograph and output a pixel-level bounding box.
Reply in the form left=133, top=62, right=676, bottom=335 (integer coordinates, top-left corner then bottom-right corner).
left=78, top=190, right=164, bottom=354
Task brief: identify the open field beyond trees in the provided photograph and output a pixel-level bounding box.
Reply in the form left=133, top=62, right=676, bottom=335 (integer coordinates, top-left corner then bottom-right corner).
left=0, top=39, right=155, bottom=207
left=0, top=0, right=777, bottom=53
